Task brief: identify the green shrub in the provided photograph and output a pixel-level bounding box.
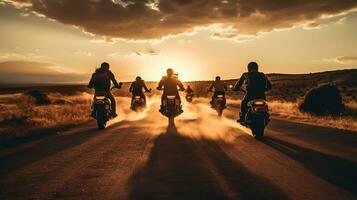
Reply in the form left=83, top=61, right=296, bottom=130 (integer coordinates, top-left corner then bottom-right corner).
left=299, top=83, right=344, bottom=115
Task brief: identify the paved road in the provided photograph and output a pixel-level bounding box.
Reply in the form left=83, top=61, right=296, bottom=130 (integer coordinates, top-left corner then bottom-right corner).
left=0, top=99, right=356, bottom=200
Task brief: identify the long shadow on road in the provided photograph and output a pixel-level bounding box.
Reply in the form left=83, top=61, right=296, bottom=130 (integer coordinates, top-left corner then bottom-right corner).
left=263, top=137, right=357, bottom=195
left=0, top=122, right=123, bottom=174
left=127, top=119, right=288, bottom=200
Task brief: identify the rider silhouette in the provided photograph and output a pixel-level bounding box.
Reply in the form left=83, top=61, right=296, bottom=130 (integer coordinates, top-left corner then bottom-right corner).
left=208, top=76, right=227, bottom=106
left=233, top=62, right=272, bottom=122
left=186, top=85, right=194, bottom=96
left=88, top=62, right=120, bottom=117
left=157, top=68, right=185, bottom=113
left=129, top=76, right=151, bottom=103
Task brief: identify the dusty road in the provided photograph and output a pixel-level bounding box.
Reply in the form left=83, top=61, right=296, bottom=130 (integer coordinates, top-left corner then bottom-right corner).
left=0, top=98, right=356, bottom=200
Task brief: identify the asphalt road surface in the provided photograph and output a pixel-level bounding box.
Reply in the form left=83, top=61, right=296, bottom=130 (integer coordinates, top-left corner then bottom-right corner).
left=0, top=98, right=356, bottom=200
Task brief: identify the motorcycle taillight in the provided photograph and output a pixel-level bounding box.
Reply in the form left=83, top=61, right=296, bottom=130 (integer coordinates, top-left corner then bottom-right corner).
left=95, top=95, right=106, bottom=100
left=253, top=100, right=266, bottom=106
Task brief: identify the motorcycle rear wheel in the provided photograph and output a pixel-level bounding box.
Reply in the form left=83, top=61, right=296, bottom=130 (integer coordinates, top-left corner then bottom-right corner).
left=96, top=109, right=107, bottom=129
left=216, top=104, right=224, bottom=116
left=251, top=118, right=265, bottom=140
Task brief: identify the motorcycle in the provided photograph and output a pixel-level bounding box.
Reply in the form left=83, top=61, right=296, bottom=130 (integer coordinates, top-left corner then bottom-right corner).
left=239, top=90, right=270, bottom=139
left=91, top=85, right=121, bottom=129
left=185, top=94, right=194, bottom=103
left=130, top=89, right=151, bottom=111
left=160, top=95, right=183, bottom=121
left=208, top=89, right=226, bottom=116
left=212, top=94, right=226, bottom=116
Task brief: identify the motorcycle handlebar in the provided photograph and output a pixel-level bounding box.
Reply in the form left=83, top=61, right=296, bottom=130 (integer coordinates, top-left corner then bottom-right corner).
left=111, top=82, right=123, bottom=90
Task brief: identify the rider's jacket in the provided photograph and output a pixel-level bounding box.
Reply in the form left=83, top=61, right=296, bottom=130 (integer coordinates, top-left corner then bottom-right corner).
left=130, top=80, right=150, bottom=95
left=233, top=71, right=272, bottom=98
left=88, top=68, right=120, bottom=92
left=186, top=87, right=194, bottom=95
left=157, top=75, right=185, bottom=96
left=209, top=80, right=227, bottom=92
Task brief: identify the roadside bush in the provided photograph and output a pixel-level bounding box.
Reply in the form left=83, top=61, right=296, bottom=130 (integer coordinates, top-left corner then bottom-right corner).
left=25, top=90, right=50, bottom=105
left=299, top=83, right=344, bottom=115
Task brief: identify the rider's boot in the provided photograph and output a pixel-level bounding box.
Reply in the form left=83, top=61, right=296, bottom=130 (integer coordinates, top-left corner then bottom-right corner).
left=179, top=106, right=184, bottom=114
left=91, top=110, right=96, bottom=118
left=112, top=112, right=118, bottom=118
left=237, top=113, right=245, bottom=123
left=159, top=105, right=164, bottom=114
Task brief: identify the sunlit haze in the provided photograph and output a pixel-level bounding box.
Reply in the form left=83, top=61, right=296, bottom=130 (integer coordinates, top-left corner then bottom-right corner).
left=0, top=0, right=356, bottom=83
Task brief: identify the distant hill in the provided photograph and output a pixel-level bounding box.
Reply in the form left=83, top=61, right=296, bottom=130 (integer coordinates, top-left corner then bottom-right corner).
left=184, top=69, right=357, bottom=101
left=1, top=69, right=356, bottom=102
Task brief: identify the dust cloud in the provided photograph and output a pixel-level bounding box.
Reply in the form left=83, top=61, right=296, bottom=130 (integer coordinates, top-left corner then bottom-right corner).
left=176, top=98, right=251, bottom=142
left=95, top=94, right=251, bottom=141
left=107, top=96, right=160, bottom=126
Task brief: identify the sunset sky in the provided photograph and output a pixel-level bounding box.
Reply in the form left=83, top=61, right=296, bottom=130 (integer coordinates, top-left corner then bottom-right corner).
left=0, top=0, right=357, bottom=83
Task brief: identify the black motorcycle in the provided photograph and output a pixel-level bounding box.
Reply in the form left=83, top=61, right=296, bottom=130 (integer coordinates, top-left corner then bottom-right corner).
left=130, top=89, right=151, bottom=111
left=238, top=90, right=270, bottom=139
left=213, top=94, right=226, bottom=116
left=91, top=85, right=121, bottom=129
left=160, top=95, right=183, bottom=122
left=208, top=89, right=226, bottom=116
left=185, top=94, right=194, bottom=103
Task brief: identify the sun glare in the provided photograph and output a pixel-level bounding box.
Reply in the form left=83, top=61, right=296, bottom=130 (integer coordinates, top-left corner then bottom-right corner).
left=140, top=53, right=203, bottom=81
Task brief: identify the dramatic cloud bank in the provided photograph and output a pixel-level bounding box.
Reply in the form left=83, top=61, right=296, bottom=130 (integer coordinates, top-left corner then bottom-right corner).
left=4, top=0, right=357, bottom=40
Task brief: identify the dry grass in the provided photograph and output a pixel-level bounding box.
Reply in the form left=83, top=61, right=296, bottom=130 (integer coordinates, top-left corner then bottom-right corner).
left=0, top=92, right=92, bottom=142
left=269, top=100, right=357, bottom=132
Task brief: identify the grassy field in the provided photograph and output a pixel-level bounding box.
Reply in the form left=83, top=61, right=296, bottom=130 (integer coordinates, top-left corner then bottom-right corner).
left=0, top=69, right=356, bottom=144
left=0, top=92, right=92, bottom=144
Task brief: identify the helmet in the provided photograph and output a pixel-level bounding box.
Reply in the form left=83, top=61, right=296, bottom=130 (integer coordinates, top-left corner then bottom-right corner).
left=167, top=68, right=174, bottom=76
left=136, top=76, right=142, bottom=81
left=101, top=62, right=110, bottom=70
left=247, top=62, right=258, bottom=72
left=215, top=76, right=221, bottom=81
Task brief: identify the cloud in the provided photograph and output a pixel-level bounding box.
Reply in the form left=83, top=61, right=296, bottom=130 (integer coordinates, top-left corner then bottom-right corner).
left=335, top=56, right=357, bottom=64
left=108, top=48, right=160, bottom=58
left=74, top=51, right=92, bottom=56
left=135, top=48, right=160, bottom=56
left=319, top=56, right=357, bottom=64
left=4, top=0, right=357, bottom=40
left=0, top=60, right=56, bottom=75
left=0, top=50, right=44, bottom=60
left=0, top=52, right=20, bottom=59
left=0, top=60, right=89, bottom=83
